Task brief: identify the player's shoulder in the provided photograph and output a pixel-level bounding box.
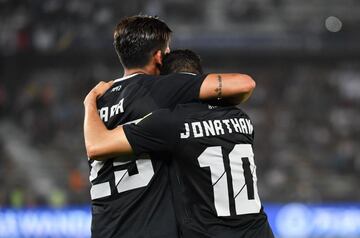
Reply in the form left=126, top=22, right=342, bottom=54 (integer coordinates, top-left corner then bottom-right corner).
left=171, top=103, right=211, bottom=120
left=214, top=105, right=251, bottom=120
left=173, top=102, right=207, bottom=112
left=111, top=74, right=158, bottom=88
left=179, top=103, right=251, bottom=121
left=140, top=108, right=174, bottom=123
left=116, top=74, right=158, bottom=85
left=233, top=106, right=251, bottom=119
left=145, top=106, right=186, bottom=126
left=100, top=74, right=157, bottom=97
left=133, top=108, right=181, bottom=135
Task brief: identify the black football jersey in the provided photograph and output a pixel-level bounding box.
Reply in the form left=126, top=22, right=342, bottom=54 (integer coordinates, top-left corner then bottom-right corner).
left=123, top=103, right=274, bottom=238
left=89, top=73, right=206, bottom=238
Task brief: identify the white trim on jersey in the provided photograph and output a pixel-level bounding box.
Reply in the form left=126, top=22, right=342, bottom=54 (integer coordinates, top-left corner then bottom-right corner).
left=178, top=72, right=197, bottom=76
left=122, top=118, right=143, bottom=125
left=113, top=73, right=142, bottom=83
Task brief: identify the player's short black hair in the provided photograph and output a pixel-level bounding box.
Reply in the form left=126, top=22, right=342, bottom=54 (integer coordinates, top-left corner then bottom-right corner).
left=161, top=49, right=203, bottom=75
left=113, top=15, right=172, bottom=69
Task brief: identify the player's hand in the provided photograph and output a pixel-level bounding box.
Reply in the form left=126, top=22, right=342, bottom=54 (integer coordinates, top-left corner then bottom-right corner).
left=84, top=81, right=113, bottom=105
left=91, top=81, right=114, bottom=98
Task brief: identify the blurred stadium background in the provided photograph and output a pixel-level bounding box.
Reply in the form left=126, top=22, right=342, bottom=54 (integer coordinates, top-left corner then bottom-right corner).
left=0, top=0, right=359, bottom=237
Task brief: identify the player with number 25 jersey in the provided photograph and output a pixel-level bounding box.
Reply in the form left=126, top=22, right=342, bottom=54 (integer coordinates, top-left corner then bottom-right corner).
left=89, top=73, right=206, bottom=238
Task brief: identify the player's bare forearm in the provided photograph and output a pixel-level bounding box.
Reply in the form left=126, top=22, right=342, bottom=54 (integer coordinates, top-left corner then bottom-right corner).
left=199, top=74, right=255, bottom=104
left=83, top=82, right=133, bottom=160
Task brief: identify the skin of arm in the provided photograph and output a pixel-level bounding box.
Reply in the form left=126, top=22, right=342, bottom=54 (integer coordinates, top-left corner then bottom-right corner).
left=83, top=81, right=133, bottom=160
left=199, top=73, right=255, bottom=104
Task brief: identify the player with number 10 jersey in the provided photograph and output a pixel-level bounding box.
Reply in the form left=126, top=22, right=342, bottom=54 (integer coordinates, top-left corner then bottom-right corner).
left=122, top=103, right=274, bottom=237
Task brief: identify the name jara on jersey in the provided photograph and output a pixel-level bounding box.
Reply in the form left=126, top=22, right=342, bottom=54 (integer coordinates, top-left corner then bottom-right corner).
left=180, top=117, right=253, bottom=139
left=98, top=98, right=125, bottom=122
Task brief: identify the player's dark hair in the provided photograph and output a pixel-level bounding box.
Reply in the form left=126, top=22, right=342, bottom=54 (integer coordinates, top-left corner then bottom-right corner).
left=161, top=49, right=203, bottom=75
left=113, top=15, right=172, bottom=69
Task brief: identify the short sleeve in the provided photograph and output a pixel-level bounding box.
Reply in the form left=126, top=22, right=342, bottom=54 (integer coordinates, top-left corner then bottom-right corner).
left=151, top=73, right=207, bottom=108
left=123, top=109, right=179, bottom=156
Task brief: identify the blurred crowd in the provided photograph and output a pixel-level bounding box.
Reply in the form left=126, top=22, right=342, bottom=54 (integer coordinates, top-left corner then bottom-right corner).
left=2, top=0, right=360, bottom=54
left=1, top=59, right=359, bottom=207
left=1, top=0, right=118, bottom=54
left=0, top=0, right=359, bottom=207
left=247, top=63, right=360, bottom=202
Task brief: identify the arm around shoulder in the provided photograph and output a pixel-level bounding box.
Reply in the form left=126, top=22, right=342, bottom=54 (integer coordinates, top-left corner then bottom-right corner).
left=199, top=73, right=256, bottom=104
left=85, top=126, right=133, bottom=161
left=83, top=81, right=133, bottom=161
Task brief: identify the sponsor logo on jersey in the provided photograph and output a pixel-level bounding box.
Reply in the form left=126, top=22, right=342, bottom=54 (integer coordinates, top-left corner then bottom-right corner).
left=111, top=85, right=122, bottom=92
left=208, top=105, right=218, bottom=110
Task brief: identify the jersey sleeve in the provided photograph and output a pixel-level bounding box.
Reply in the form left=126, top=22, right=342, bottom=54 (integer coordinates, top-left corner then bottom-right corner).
left=151, top=73, right=207, bottom=108
left=123, top=109, right=179, bottom=156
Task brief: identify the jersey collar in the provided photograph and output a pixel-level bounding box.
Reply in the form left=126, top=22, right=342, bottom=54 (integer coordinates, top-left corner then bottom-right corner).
left=113, top=73, right=142, bottom=83
left=178, top=72, right=197, bottom=76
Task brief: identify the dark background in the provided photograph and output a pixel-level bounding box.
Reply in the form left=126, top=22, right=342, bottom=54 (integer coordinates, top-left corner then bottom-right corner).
left=0, top=0, right=359, bottom=208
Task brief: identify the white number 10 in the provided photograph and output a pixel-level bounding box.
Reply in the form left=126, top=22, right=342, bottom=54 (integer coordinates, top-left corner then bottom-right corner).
left=198, top=144, right=261, bottom=216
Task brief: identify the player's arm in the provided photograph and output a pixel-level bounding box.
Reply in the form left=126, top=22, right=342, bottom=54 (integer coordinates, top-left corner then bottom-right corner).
left=200, top=73, right=255, bottom=104
left=84, top=83, right=176, bottom=160
left=159, top=73, right=255, bottom=105
left=83, top=82, right=133, bottom=160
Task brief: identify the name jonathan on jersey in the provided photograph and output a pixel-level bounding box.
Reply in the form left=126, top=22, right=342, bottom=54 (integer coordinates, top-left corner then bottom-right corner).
left=180, top=117, right=253, bottom=139
left=98, top=98, right=125, bottom=122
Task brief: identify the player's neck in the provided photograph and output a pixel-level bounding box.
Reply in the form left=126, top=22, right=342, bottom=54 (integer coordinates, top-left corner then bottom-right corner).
left=123, top=65, right=159, bottom=77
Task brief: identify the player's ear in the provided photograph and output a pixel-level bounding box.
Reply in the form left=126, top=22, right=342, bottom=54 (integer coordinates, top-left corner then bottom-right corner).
left=153, top=50, right=163, bottom=66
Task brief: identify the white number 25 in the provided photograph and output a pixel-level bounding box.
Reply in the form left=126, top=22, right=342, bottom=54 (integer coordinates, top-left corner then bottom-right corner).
left=89, top=159, right=154, bottom=200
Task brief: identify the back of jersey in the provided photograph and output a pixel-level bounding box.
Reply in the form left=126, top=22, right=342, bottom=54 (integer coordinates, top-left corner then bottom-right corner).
left=123, top=103, right=274, bottom=237
left=89, top=73, right=206, bottom=238
left=171, top=104, right=273, bottom=237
